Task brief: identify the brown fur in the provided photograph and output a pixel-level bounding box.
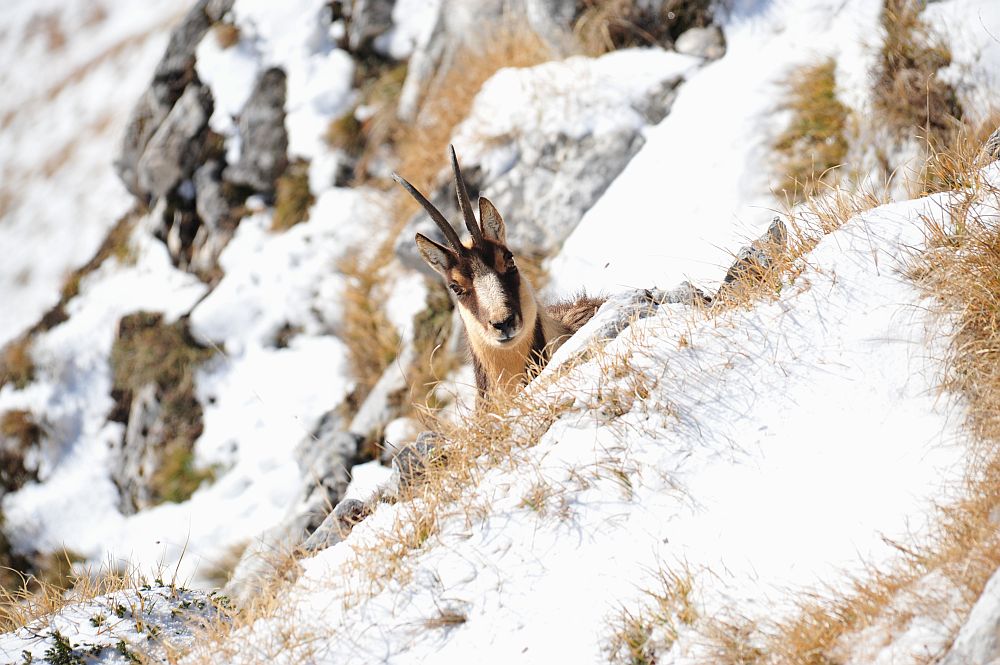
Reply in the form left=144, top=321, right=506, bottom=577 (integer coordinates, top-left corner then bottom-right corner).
left=546, top=295, right=605, bottom=334
left=396, top=147, right=606, bottom=407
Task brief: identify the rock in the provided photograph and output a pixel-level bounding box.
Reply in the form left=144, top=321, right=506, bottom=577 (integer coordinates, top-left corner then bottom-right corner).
left=296, top=428, right=363, bottom=511
left=393, top=431, right=446, bottom=488
left=984, top=125, right=1000, bottom=160
left=112, top=383, right=163, bottom=513
left=136, top=84, right=213, bottom=202
left=224, top=67, right=289, bottom=195
left=190, top=160, right=236, bottom=274
left=940, top=566, right=1000, bottom=665
left=380, top=417, right=422, bottom=464
left=674, top=25, right=726, bottom=59
left=346, top=0, right=395, bottom=54
left=302, top=498, right=371, bottom=551
left=116, top=0, right=231, bottom=199
left=716, top=217, right=788, bottom=299
left=395, top=54, right=686, bottom=274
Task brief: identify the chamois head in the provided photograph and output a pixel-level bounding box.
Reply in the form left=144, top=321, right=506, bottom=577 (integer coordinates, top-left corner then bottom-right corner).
left=393, top=146, right=536, bottom=349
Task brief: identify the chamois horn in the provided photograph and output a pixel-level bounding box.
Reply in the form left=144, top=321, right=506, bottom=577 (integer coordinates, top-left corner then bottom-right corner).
left=450, top=145, right=485, bottom=247
left=391, top=172, right=463, bottom=253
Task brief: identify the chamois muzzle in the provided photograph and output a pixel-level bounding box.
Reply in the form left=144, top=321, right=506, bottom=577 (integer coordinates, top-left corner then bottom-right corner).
left=492, top=314, right=520, bottom=343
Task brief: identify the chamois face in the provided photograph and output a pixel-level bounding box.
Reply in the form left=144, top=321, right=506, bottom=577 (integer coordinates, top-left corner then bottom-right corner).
left=415, top=199, right=535, bottom=348
left=394, top=147, right=539, bottom=350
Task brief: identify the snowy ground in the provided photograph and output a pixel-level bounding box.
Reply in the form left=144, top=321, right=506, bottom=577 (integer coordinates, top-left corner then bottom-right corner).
left=212, top=171, right=974, bottom=664
left=0, top=585, right=224, bottom=664
left=1, top=0, right=999, bottom=662
left=0, top=0, right=191, bottom=346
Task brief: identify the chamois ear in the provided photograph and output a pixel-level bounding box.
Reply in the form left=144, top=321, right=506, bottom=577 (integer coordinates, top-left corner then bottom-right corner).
left=479, top=197, right=506, bottom=244
left=415, top=233, right=455, bottom=277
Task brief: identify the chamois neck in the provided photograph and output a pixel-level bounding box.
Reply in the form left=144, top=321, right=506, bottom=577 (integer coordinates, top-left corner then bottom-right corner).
left=463, top=282, right=571, bottom=400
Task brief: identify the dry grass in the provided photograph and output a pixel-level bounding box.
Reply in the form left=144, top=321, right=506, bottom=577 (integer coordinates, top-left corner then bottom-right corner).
left=393, top=20, right=553, bottom=193
left=0, top=550, right=110, bottom=632
left=607, top=565, right=698, bottom=664
left=873, top=0, right=962, bottom=148
left=918, top=109, right=1000, bottom=195
left=773, top=59, right=850, bottom=203
left=271, top=160, right=314, bottom=231
left=574, top=0, right=714, bottom=56
left=0, top=337, right=35, bottom=390
left=110, top=312, right=216, bottom=506
left=213, top=22, right=240, bottom=49
left=337, top=250, right=402, bottom=405
left=0, top=409, right=42, bottom=490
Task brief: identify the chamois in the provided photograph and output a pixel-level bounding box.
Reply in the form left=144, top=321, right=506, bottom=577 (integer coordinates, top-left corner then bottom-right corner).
left=393, top=147, right=604, bottom=404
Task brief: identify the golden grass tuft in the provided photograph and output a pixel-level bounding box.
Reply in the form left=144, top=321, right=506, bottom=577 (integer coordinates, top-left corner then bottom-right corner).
left=213, top=22, right=241, bottom=49
left=873, top=0, right=962, bottom=147
left=271, top=160, right=314, bottom=231
left=337, top=251, right=402, bottom=404
left=607, top=565, right=698, bottom=664
left=393, top=20, right=554, bottom=194
left=773, top=59, right=850, bottom=203
left=110, top=312, right=217, bottom=506
left=0, top=337, right=35, bottom=390
left=0, top=550, right=102, bottom=632
left=917, top=109, right=1000, bottom=195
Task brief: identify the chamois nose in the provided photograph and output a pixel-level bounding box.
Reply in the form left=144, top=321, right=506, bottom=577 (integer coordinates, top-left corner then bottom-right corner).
left=492, top=314, right=517, bottom=338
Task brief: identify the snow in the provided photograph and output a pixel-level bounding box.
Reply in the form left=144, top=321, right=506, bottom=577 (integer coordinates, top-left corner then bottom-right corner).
left=0, top=586, right=224, bottom=664
left=0, top=0, right=191, bottom=345
left=2, top=0, right=1000, bottom=661
left=375, top=0, right=443, bottom=61
left=221, top=181, right=973, bottom=662
left=547, top=0, right=886, bottom=296
left=189, top=187, right=381, bottom=351
left=196, top=0, right=356, bottom=165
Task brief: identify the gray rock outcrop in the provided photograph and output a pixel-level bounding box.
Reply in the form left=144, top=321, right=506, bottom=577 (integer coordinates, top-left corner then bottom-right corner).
left=112, top=383, right=163, bottom=513
left=345, top=0, right=396, bottom=54
left=116, top=0, right=233, bottom=201
left=715, top=217, right=788, bottom=301
left=222, top=416, right=363, bottom=605
left=394, top=76, right=683, bottom=274
left=940, top=566, right=1000, bottom=665
left=136, top=84, right=213, bottom=202
left=223, top=68, right=289, bottom=196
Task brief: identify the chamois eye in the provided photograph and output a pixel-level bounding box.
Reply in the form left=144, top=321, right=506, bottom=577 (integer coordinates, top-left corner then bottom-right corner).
left=504, top=252, right=516, bottom=271
left=449, top=283, right=465, bottom=296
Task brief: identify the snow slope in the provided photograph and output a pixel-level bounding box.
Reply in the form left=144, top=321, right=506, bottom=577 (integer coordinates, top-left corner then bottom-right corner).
left=218, top=173, right=977, bottom=663
left=1, top=0, right=998, bottom=661
left=547, top=0, right=1000, bottom=296
left=0, top=0, right=192, bottom=346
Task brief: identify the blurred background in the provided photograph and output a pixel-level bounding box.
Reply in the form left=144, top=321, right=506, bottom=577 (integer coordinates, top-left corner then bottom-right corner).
left=0, top=0, right=998, bottom=602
